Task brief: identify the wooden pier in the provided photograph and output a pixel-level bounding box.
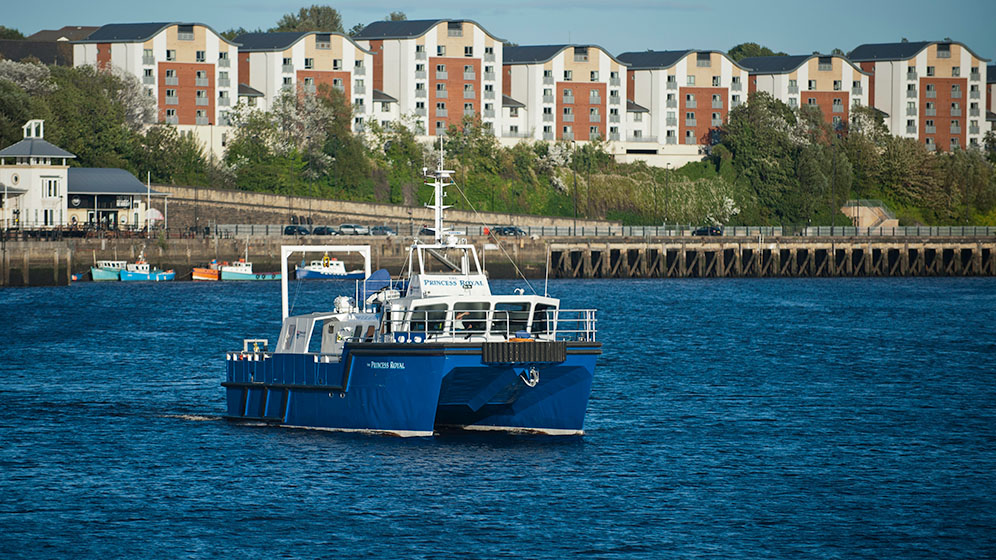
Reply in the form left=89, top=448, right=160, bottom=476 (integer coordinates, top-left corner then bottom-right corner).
left=549, top=238, right=996, bottom=278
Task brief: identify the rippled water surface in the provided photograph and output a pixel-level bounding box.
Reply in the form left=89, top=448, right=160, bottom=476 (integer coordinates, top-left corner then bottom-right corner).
left=2, top=277, right=995, bottom=558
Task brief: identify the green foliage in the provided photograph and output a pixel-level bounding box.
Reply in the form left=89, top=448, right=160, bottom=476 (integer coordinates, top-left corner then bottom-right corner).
left=0, top=26, right=24, bottom=40
left=386, top=12, right=407, bottom=21
left=271, top=5, right=344, bottom=33
left=221, top=27, right=263, bottom=41
left=727, top=42, right=788, bottom=62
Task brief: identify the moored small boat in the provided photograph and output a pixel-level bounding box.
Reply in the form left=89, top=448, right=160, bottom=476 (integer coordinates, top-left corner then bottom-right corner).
left=295, top=254, right=364, bottom=280
left=192, top=259, right=222, bottom=281
left=90, top=260, right=127, bottom=281
left=120, top=256, right=175, bottom=282
left=220, top=259, right=281, bottom=281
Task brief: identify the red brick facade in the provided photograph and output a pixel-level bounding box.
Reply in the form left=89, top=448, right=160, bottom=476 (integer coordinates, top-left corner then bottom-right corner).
left=429, top=57, right=481, bottom=130
left=238, top=52, right=250, bottom=84
left=296, top=70, right=352, bottom=100
left=920, top=77, right=967, bottom=151
left=860, top=62, right=875, bottom=106
left=158, top=62, right=215, bottom=125
left=680, top=87, right=728, bottom=144
left=96, top=43, right=111, bottom=69
left=556, top=82, right=606, bottom=141
left=368, top=40, right=384, bottom=93
left=801, top=91, right=850, bottom=127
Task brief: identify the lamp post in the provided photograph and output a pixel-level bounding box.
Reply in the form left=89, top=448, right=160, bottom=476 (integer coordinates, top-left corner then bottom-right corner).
left=665, top=162, right=671, bottom=234
left=572, top=140, right=578, bottom=235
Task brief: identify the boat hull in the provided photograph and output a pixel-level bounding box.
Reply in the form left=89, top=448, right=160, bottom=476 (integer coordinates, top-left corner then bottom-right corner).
left=120, top=269, right=175, bottom=282
left=221, top=270, right=281, bottom=281
left=294, top=267, right=364, bottom=280
left=192, top=267, right=220, bottom=281
left=223, top=341, right=599, bottom=436
left=90, top=267, right=121, bottom=281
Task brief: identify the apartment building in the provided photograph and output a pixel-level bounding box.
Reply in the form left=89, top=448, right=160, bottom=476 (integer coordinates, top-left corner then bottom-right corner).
left=74, top=23, right=238, bottom=128
left=502, top=45, right=628, bottom=143
left=617, top=50, right=748, bottom=148
left=353, top=19, right=504, bottom=137
left=235, top=31, right=374, bottom=131
left=740, top=54, right=870, bottom=128
left=848, top=40, right=989, bottom=151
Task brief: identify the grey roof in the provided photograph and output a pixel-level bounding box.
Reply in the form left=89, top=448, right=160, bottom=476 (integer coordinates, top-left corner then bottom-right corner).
left=25, top=26, right=98, bottom=42
left=848, top=40, right=989, bottom=62
left=504, top=44, right=629, bottom=66
left=626, top=100, right=649, bottom=113
left=76, top=22, right=238, bottom=46
left=0, top=138, right=76, bottom=159
left=67, top=168, right=167, bottom=196
left=235, top=31, right=309, bottom=51
left=353, top=19, right=504, bottom=42
left=0, top=39, right=73, bottom=65
left=502, top=94, right=524, bottom=108
left=372, top=89, right=398, bottom=103
left=987, top=111, right=996, bottom=122
left=988, top=65, right=996, bottom=84
left=617, top=50, right=693, bottom=70
left=238, top=83, right=263, bottom=97
left=738, top=54, right=812, bottom=73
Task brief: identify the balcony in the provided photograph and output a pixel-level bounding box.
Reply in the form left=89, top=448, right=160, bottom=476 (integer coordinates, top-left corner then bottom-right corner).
left=415, top=70, right=427, bottom=79
left=543, top=75, right=554, bottom=85
left=543, top=132, right=554, bottom=140
left=908, top=106, right=919, bottom=116
left=951, top=125, right=961, bottom=134
left=970, top=90, right=980, bottom=99
left=666, top=99, right=677, bottom=108
left=832, top=104, right=844, bottom=113
left=852, top=86, right=863, bottom=96
left=143, top=55, right=155, bottom=65
left=731, top=81, right=742, bottom=91
left=666, top=117, right=677, bottom=127
left=282, top=64, right=294, bottom=73
left=415, top=108, right=426, bottom=116
left=436, top=71, right=448, bottom=80
left=165, top=96, right=178, bottom=105
left=463, top=90, right=475, bottom=99
left=926, top=143, right=936, bottom=152
left=686, top=99, right=697, bottom=108
left=907, top=70, right=917, bottom=80
left=609, top=114, right=620, bottom=123
left=951, top=90, right=962, bottom=98
left=355, top=85, right=366, bottom=94
left=666, top=81, right=677, bottom=90
left=685, top=118, right=697, bottom=127
left=196, top=97, right=209, bottom=106
left=281, top=84, right=293, bottom=92
left=436, top=90, right=447, bottom=98
left=788, top=85, right=799, bottom=94
left=731, top=100, right=742, bottom=108
left=609, top=95, right=621, bottom=105
left=970, top=125, right=980, bottom=134
left=195, top=77, right=208, bottom=87
left=304, top=85, right=316, bottom=95
left=165, top=115, right=178, bottom=125
left=219, top=97, right=230, bottom=107
left=610, top=77, right=620, bottom=86
left=971, top=71, right=981, bottom=81
left=436, top=109, right=448, bottom=117
left=589, top=96, right=602, bottom=105
left=416, top=50, right=427, bottom=60
left=696, top=59, right=711, bottom=67
left=908, top=89, right=920, bottom=98
left=504, top=130, right=531, bottom=138
left=464, top=108, right=475, bottom=117
left=142, top=75, right=154, bottom=84
left=464, top=71, right=475, bottom=80
left=712, top=99, right=723, bottom=108
left=484, top=72, right=495, bottom=81
left=178, top=31, right=194, bottom=41
left=353, top=102, right=365, bottom=112
left=951, top=107, right=962, bottom=117
left=218, top=78, right=230, bottom=88
left=543, top=94, right=554, bottom=103
left=711, top=118, right=722, bottom=126
left=484, top=52, right=495, bottom=62
left=609, top=132, right=620, bottom=141
left=906, top=125, right=916, bottom=134
left=448, top=28, right=462, bottom=37
left=666, top=136, right=677, bottom=145
left=484, top=90, right=495, bottom=99
left=218, top=57, right=230, bottom=68
left=937, top=50, right=951, bottom=58
left=925, top=125, right=936, bottom=134
left=195, top=116, right=209, bottom=125
left=333, top=83, right=344, bottom=92
left=926, top=108, right=936, bottom=116
left=354, top=65, right=365, bottom=75
left=563, top=95, right=574, bottom=104
left=563, top=132, right=575, bottom=141
left=563, top=114, right=574, bottom=122
left=542, top=113, right=553, bottom=122
left=684, top=135, right=697, bottom=145
left=484, top=109, right=495, bottom=118
left=970, top=108, right=980, bottom=117
left=627, top=135, right=657, bottom=142
left=590, top=114, right=601, bottom=122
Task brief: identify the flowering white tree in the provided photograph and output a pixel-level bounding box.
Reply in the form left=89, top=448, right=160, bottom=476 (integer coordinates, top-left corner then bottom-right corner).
left=0, top=59, right=56, bottom=95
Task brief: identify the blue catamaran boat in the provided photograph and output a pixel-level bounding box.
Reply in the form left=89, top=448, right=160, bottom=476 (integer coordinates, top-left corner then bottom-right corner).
left=224, top=152, right=600, bottom=436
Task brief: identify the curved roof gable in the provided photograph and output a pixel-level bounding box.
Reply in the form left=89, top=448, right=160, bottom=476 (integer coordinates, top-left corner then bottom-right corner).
left=235, top=31, right=372, bottom=54
left=504, top=44, right=628, bottom=66
left=75, top=22, right=239, bottom=47
left=738, top=54, right=872, bottom=76
left=618, top=49, right=748, bottom=72
left=848, top=40, right=990, bottom=62
left=353, top=19, right=505, bottom=43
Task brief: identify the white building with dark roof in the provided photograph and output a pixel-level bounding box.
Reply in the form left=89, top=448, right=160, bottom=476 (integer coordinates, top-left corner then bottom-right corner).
left=0, top=120, right=74, bottom=229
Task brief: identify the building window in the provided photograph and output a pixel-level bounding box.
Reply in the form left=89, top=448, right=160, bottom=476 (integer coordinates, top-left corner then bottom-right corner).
left=177, top=24, right=194, bottom=40
left=43, top=177, right=59, bottom=198
left=304, top=77, right=314, bottom=86
left=436, top=83, right=446, bottom=91
left=437, top=45, right=446, bottom=56
left=196, top=50, right=205, bottom=63
left=166, top=108, right=176, bottom=118
left=712, top=76, right=720, bottom=87
left=788, top=98, right=798, bottom=107
left=144, top=68, right=153, bottom=78
left=436, top=102, right=446, bottom=110
left=589, top=126, right=599, bottom=136
left=143, top=48, right=153, bottom=60
left=564, top=70, right=573, bottom=81
left=304, top=58, right=314, bottom=69
left=165, top=49, right=175, bottom=61
left=818, top=57, right=832, bottom=71
left=382, top=102, right=391, bottom=112
left=283, top=77, right=292, bottom=85
left=166, top=88, right=176, bottom=97
left=544, top=70, right=553, bottom=79
left=315, top=33, right=331, bottom=49
left=590, top=71, right=599, bottom=81
left=832, top=115, right=842, bottom=126
left=927, top=66, right=935, bottom=77
left=807, top=97, right=817, bottom=105
left=633, top=112, right=641, bottom=122
left=808, top=80, right=816, bottom=90
left=464, top=46, right=473, bottom=57
left=952, top=66, right=960, bottom=77
left=833, top=80, right=842, bottom=91
left=687, top=75, right=695, bottom=86
left=574, top=46, right=589, bottom=62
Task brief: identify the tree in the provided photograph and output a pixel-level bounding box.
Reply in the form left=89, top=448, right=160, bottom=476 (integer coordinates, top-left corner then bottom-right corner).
left=220, top=27, right=263, bottom=41
left=271, top=5, right=344, bottom=33
left=387, top=11, right=407, bottom=21
left=727, top=42, right=787, bottom=62
left=0, top=26, right=24, bottom=40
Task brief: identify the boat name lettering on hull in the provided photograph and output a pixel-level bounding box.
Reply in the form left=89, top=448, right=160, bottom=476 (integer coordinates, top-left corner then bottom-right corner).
left=368, top=360, right=406, bottom=370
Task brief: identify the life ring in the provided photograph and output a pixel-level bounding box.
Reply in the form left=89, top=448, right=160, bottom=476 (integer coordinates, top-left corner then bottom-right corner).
left=322, top=254, right=330, bottom=267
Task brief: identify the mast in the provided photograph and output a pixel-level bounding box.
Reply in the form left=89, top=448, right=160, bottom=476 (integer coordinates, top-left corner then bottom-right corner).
left=425, top=137, right=454, bottom=244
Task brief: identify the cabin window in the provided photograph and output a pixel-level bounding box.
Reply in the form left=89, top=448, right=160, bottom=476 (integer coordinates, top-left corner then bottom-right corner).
left=494, top=302, right=530, bottom=335
left=453, top=302, right=490, bottom=334
left=411, top=304, right=448, bottom=333
left=532, top=304, right=556, bottom=334
left=308, top=321, right=324, bottom=353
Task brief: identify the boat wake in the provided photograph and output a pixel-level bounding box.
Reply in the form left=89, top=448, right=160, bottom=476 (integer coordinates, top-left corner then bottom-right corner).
left=161, top=413, right=222, bottom=422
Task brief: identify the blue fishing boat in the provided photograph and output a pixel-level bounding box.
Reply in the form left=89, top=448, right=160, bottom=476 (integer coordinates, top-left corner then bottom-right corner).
left=224, top=151, right=600, bottom=437
left=119, top=256, right=175, bottom=282
left=90, top=260, right=127, bottom=281
left=220, top=260, right=281, bottom=281
left=295, top=254, right=365, bottom=280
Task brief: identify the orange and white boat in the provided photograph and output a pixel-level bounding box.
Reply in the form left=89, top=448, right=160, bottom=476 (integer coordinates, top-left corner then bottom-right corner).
left=193, top=259, right=222, bottom=281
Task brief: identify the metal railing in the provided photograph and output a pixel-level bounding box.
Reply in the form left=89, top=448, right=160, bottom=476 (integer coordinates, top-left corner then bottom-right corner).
left=143, top=55, right=155, bottom=65
left=388, top=308, right=597, bottom=343
left=464, top=71, right=475, bottom=80
left=484, top=53, right=495, bottom=62
left=563, top=114, right=574, bottom=122
left=354, top=65, right=366, bottom=75
left=436, top=71, right=448, bottom=80
left=165, top=95, right=178, bottom=105
left=436, top=90, right=448, bottom=98
left=218, top=78, right=230, bottom=87
left=610, top=77, right=621, bottom=86
left=415, top=70, right=426, bottom=79
left=563, top=95, right=574, bottom=104
left=542, top=113, right=554, bottom=122
left=195, top=77, right=208, bottom=86
left=165, top=76, right=178, bottom=86
left=416, top=51, right=427, bottom=60
left=218, top=58, right=230, bottom=67
left=282, top=64, right=294, bottom=73
left=463, top=90, right=475, bottom=99
left=543, top=76, right=554, bottom=85
left=731, top=81, right=742, bottom=91
left=667, top=81, right=677, bottom=90
left=142, top=75, right=154, bottom=84
left=196, top=97, right=209, bottom=106
left=788, top=85, right=799, bottom=94
left=484, top=90, right=495, bottom=99
left=484, top=72, right=495, bottom=81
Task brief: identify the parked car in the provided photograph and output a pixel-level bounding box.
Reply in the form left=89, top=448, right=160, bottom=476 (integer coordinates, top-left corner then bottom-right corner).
left=338, top=223, right=370, bottom=235
left=311, top=226, right=339, bottom=236
left=284, top=225, right=311, bottom=235
left=692, top=226, right=723, bottom=236
left=370, top=225, right=397, bottom=236
left=494, top=226, right=527, bottom=236
left=418, top=227, right=435, bottom=236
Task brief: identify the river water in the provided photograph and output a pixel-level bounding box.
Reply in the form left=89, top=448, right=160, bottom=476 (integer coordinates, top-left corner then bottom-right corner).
left=2, top=277, right=995, bottom=558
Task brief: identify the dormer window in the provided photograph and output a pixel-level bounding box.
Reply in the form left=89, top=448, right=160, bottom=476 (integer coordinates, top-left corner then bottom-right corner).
left=177, top=25, right=194, bottom=41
